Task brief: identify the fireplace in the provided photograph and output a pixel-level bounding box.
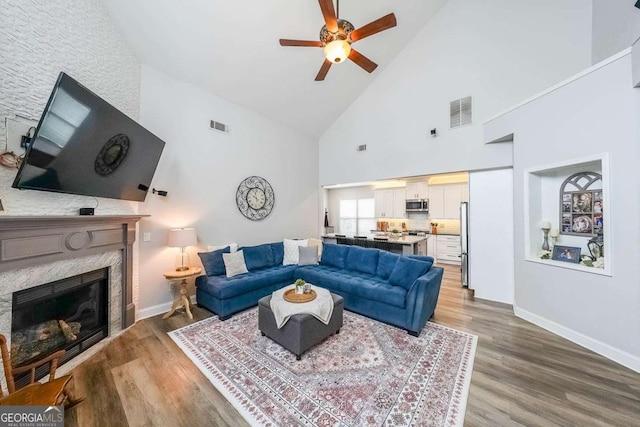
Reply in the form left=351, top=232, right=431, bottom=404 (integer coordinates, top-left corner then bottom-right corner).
left=0, top=215, right=144, bottom=386
left=10, top=268, right=108, bottom=387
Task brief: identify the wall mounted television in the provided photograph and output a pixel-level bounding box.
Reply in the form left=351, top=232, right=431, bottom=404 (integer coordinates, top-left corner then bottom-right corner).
left=12, top=72, right=165, bottom=202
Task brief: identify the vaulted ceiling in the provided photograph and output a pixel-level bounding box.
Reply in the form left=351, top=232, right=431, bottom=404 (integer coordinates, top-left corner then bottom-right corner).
left=101, top=0, right=449, bottom=137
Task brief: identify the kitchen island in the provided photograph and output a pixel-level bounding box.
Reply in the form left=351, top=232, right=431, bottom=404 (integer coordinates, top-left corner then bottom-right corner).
left=322, top=234, right=428, bottom=256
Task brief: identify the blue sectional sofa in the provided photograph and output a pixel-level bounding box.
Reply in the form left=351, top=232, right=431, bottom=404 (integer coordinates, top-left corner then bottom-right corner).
left=196, top=242, right=443, bottom=336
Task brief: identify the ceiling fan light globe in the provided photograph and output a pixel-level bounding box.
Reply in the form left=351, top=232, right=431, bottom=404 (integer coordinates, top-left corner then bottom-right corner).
left=324, top=40, right=351, bottom=64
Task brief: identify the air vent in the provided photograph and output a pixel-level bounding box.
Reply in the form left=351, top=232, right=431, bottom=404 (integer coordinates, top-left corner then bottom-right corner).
left=356, top=144, right=367, bottom=152
left=210, top=120, right=230, bottom=134
left=450, top=96, right=472, bottom=129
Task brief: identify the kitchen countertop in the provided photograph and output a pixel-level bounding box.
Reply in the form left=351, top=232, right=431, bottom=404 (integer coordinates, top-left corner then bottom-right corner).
left=322, top=234, right=428, bottom=246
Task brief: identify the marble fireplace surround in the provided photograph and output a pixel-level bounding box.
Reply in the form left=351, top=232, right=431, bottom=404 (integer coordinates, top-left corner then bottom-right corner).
left=0, top=215, right=145, bottom=352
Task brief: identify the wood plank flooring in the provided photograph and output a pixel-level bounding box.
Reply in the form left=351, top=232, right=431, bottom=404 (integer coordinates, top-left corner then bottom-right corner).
left=65, top=264, right=640, bottom=426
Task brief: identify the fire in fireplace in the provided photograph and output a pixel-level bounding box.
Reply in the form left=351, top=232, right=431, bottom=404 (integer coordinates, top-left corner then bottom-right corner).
left=10, top=268, right=108, bottom=385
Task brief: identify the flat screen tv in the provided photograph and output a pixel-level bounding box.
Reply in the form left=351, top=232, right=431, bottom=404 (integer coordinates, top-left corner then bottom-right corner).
left=12, top=72, right=165, bottom=202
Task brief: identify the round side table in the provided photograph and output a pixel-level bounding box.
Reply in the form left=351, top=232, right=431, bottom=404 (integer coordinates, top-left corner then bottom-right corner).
left=163, top=267, right=202, bottom=320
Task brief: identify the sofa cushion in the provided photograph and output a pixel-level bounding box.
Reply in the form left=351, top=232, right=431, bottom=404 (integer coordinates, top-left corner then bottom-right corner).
left=389, top=257, right=430, bottom=290
left=283, top=239, right=308, bottom=265
left=223, top=250, right=249, bottom=278
left=197, top=265, right=298, bottom=299
left=295, top=265, right=405, bottom=308
left=198, top=246, right=230, bottom=276
left=242, top=243, right=275, bottom=271
left=271, top=242, right=284, bottom=265
left=408, top=255, right=435, bottom=266
left=298, top=246, right=319, bottom=266
left=208, top=243, right=238, bottom=253
left=376, top=251, right=400, bottom=280
left=345, top=246, right=379, bottom=275
left=320, top=243, right=349, bottom=269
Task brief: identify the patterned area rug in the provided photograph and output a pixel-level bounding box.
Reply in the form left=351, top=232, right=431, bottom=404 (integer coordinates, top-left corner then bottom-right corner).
left=169, top=308, right=477, bottom=427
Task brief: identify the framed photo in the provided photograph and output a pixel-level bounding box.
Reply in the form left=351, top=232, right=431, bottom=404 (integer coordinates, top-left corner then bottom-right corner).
left=551, top=245, right=581, bottom=263
left=572, top=192, right=592, bottom=213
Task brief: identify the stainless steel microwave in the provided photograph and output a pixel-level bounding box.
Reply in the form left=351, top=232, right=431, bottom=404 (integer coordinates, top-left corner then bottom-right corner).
left=406, top=199, right=428, bottom=212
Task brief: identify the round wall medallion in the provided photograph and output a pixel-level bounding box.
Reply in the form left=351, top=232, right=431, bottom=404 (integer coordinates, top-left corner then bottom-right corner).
left=236, top=176, right=275, bottom=221
left=95, top=134, right=130, bottom=176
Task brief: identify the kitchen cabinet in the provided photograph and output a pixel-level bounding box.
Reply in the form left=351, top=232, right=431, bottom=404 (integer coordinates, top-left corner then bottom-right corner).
left=415, top=238, right=427, bottom=256
left=405, top=182, right=429, bottom=200
left=429, top=183, right=465, bottom=219
left=426, top=236, right=436, bottom=258
left=444, top=184, right=463, bottom=218
left=375, top=188, right=406, bottom=218
left=436, top=234, right=461, bottom=265
left=428, top=186, right=445, bottom=218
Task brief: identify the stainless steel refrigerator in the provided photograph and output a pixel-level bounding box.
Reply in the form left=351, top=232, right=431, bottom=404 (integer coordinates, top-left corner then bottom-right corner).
left=460, top=202, right=469, bottom=288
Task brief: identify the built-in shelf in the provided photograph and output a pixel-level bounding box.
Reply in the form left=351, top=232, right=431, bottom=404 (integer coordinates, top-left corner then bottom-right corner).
left=525, top=257, right=611, bottom=277
left=524, top=153, right=611, bottom=276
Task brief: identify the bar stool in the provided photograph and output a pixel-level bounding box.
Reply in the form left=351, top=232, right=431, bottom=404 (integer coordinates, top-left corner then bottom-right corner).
left=373, top=237, right=390, bottom=252
left=335, top=234, right=348, bottom=245
left=353, top=236, right=368, bottom=248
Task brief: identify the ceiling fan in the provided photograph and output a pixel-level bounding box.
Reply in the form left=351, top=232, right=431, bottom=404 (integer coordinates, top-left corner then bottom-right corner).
left=279, top=0, right=397, bottom=81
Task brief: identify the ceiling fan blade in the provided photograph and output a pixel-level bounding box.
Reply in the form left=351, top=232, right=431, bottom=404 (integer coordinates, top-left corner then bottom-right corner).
left=348, top=49, right=378, bottom=73
left=349, top=13, right=397, bottom=43
left=279, top=39, right=323, bottom=47
left=318, top=0, right=338, bottom=32
left=315, top=59, right=332, bottom=81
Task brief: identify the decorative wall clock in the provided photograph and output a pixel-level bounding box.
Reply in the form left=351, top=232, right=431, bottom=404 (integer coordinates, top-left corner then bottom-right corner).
left=236, top=176, right=275, bottom=220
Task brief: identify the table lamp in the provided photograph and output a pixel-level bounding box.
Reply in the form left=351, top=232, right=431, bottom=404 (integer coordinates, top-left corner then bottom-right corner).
left=168, top=228, right=197, bottom=271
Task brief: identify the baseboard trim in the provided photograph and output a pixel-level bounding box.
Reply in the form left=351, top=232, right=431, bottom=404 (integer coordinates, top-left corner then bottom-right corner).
left=514, top=306, right=640, bottom=373
left=138, top=295, right=198, bottom=321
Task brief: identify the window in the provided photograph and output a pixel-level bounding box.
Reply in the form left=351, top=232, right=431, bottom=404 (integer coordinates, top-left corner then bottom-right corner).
left=339, top=198, right=375, bottom=235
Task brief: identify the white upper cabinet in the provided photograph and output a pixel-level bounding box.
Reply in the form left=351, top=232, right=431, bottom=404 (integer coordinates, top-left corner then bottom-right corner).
left=428, top=185, right=445, bottom=218
left=429, top=183, right=466, bottom=219
left=393, top=188, right=406, bottom=218
left=405, top=182, right=429, bottom=199
left=375, top=188, right=406, bottom=218
left=444, top=184, right=463, bottom=218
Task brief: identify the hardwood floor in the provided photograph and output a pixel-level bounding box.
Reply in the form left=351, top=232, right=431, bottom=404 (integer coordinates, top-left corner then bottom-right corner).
left=65, top=264, right=640, bottom=426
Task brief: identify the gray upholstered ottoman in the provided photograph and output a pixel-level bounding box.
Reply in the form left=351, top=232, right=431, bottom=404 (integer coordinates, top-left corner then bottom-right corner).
left=258, top=293, right=344, bottom=360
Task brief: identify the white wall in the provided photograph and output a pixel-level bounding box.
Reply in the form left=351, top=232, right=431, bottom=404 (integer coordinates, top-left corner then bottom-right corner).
left=468, top=168, right=514, bottom=304
left=491, top=53, right=640, bottom=371
left=137, top=65, right=319, bottom=314
left=319, top=0, right=592, bottom=186
left=592, top=0, right=640, bottom=64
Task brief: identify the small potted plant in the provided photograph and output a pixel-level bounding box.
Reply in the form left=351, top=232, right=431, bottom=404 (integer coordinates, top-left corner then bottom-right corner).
left=294, top=278, right=305, bottom=294
left=430, top=222, right=438, bottom=234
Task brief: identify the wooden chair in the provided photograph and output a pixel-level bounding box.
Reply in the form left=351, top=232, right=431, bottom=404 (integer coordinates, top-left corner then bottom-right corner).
left=0, top=334, right=83, bottom=407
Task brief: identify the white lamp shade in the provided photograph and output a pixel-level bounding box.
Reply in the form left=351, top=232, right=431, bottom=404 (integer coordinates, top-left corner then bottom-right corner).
left=168, top=228, right=197, bottom=247
left=324, top=39, right=351, bottom=63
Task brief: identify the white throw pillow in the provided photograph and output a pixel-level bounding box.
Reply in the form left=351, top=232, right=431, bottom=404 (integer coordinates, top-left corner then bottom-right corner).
left=208, top=243, right=238, bottom=252
left=283, top=239, right=308, bottom=265
left=223, top=250, right=248, bottom=277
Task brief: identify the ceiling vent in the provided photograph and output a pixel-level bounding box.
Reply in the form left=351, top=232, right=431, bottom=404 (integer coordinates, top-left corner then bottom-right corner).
left=450, top=96, right=472, bottom=129
left=210, top=120, right=230, bottom=134
left=356, top=144, right=367, bottom=152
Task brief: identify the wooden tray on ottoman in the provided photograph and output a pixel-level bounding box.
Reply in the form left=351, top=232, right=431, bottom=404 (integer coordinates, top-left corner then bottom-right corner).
left=283, top=289, right=317, bottom=303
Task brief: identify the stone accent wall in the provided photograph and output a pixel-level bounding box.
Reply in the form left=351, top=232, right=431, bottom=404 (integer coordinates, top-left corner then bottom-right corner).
left=0, top=0, right=143, bottom=316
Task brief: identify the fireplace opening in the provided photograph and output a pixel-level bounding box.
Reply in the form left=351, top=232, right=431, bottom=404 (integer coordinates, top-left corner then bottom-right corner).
left=10, top=268, right=108, bottom=386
